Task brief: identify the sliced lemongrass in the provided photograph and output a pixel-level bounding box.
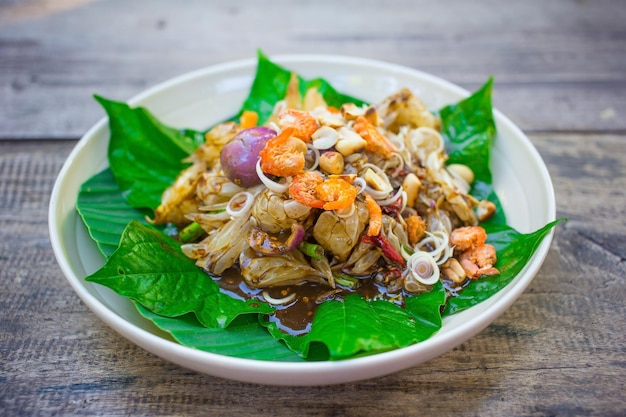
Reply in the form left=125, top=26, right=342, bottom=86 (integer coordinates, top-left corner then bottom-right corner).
left=415, top=230, right=454, bottom=265
left=256, top=159, right=289, bottom=194
left=436, top=245, right=454, bottom=266
left=401, top=244, right=414, bottom=262
left=404, top=278, right=423, bottom=294
left=226, top=191, right=255, bottom=218
left=262, top=291, right=296, bottom=305
left=408, top=251, right=440, bottom=286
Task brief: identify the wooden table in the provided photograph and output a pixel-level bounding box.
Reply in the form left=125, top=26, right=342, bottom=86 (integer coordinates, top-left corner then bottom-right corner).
left=1, top=1, right=624, bottom=415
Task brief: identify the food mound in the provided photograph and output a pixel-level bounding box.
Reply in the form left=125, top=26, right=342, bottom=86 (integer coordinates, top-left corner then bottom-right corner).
left=152, top=74, right=499, bottom=334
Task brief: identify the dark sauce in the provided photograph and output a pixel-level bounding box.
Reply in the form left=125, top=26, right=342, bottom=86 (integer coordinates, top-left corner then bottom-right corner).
left=213, top=266, right=407, bottom=336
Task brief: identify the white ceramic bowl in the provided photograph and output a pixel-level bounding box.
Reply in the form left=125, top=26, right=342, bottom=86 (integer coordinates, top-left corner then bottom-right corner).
left=49, top=55, right=556, bottom=386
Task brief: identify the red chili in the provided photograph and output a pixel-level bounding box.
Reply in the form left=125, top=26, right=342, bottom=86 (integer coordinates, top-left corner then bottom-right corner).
left=361, top=234, right=406, bottom=267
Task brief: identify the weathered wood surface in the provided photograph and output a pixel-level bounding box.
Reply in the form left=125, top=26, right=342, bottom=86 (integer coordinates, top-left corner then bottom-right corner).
left=1, top=0, right=625, bottom=138
left=1, top=0, right=625, bottom=416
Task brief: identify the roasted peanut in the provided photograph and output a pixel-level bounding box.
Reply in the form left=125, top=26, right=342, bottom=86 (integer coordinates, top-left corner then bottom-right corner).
left=447, top=163, right=475, bottom=185
left=402, top=172, right=421, bottom=208
left=319, top=151, right=344, bottom=175
left=335, top=127, right=367, bottom=156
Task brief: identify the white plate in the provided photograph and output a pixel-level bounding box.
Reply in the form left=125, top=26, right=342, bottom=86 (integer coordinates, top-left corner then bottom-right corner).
left=49, top=55, right=556, bottom=386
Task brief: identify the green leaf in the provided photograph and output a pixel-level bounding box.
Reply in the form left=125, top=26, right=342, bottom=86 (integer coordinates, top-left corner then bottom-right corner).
left=438, top=77, right=507, bottom=225
left=86, top=220, right=273, bottom=328
left=95, top=95, right=204, bottom=211
left=238, top=50, right=368, bottom=124
left=135, top=304, right=303, bottom=361
left=443, top=219, right=565, bottom=316
left=262, top=283, right=446, bottom=361
left=404, top=280, right=447, bottom=340
left=439, top=77, right=496, bottom=185
left=76, top=168, right=149, bottom=258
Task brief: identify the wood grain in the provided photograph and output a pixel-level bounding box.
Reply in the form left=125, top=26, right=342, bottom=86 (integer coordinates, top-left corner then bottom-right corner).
left=0, top=134, right=624, bottom=416
left=1, top=0, right=625, bottom=415
left=1, top=0, right=625, bottom=138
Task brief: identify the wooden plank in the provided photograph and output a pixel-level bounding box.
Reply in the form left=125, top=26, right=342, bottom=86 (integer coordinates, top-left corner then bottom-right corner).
left=0, top=134, right=624, bottom=415
left=1, top=0, right=625, bottom=138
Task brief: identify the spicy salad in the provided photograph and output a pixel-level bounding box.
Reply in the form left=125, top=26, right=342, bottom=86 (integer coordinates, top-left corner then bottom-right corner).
left=78, top=53, right=561, bottom=361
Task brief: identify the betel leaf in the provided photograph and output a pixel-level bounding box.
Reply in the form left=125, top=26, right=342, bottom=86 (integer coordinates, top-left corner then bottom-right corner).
left=135, top=304, right=303, bottom=361
left=261, top=282, right=446, bottom=361
left=439, top=77, right=506, bottom=226
left=95, top=95, right=204, bottom=211
left=77, top=177, right=295, bottom=359
left=439, top=78, right=495, bottom=185
left=238, top=50, right=368, bottom=124
left=76, top=168, right=149, bottom=258
left=86, top=220, right=274, bottom=328
left=443, top=219, right=564, bottom=316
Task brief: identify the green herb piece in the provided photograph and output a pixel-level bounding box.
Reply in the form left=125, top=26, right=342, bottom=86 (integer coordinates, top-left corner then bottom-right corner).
left=238, top=50, right=367, bottom=125
left=333, top=272, right=360, bottom=289
left=95, top=95, right=204, bottom=211
left=86, top=220, right=273, bottom=328
left=298, top=241, right=325, bottom=261
left=443, top=219, right=565, bottom=316
left=179, top=221, right=205, bottom=243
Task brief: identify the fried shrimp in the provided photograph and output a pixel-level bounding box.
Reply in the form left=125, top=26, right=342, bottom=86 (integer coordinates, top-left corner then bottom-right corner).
left=459, top=243, right=499, bottom=278
left=449, top=225, right=499, bottom=279
left=450, top=226, right=487, bottom=252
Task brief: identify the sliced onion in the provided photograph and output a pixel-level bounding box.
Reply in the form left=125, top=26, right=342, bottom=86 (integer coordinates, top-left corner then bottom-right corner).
left=305, top=143, right=320, bottom=171
left=352, top=177, right=367, bottom=194
left=376, top=186, right=404, bottom=206
left=226, top=191, right=254, bottom=218
left=400, top=190, right=408, bottom=213
left=256, top=159, right=289, bottom=194
left=361, top=163, right=393, bottom=199
left=384, top=152, right=405, bottom=174
left=408, top=251, right=440, bottom=286
left=262, top=291, right=296, bottom=305
left=362, top=162, right=390, bottom=180
left=365, top=185, right=392, bottom=200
